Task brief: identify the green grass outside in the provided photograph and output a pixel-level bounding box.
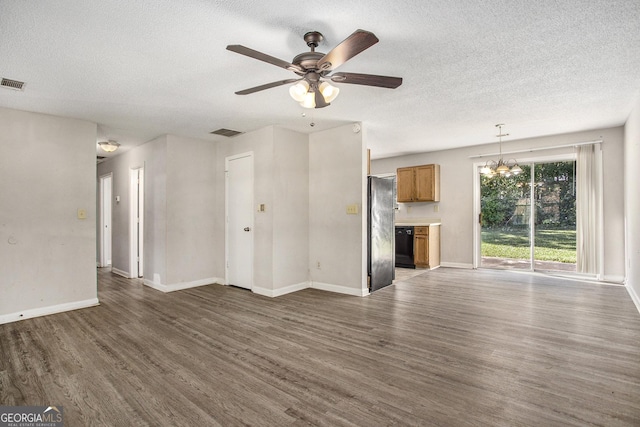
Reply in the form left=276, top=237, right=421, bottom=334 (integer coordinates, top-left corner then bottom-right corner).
left=481, top=227, right=576, bottom=263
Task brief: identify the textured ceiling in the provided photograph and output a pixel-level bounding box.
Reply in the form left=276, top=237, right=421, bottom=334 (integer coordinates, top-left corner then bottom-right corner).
left=1, top=0, right=639, bottom=159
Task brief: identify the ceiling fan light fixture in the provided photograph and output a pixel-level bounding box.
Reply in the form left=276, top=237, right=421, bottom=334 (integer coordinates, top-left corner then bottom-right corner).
left=98, top=140, right=120, bottom=153
left=319, top=81, right=339, bottom=103
left=289, top=80, right=309, bottom=102
left=300, top=91, right=316, bottom=109
left=227, top=29, right=402, bottom=108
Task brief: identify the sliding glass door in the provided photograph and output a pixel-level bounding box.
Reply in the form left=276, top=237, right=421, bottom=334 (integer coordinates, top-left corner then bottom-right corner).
left=480, top=160, right=576, bottom=272
left=532, top=162, right=576, bottom=272
left=480, top=164, right=532, bottom=270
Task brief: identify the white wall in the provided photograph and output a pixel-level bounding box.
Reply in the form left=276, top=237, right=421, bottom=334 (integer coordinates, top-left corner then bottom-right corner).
left=309, top=123, right=368, bottom=296
left=0, top=107, right=98, bottom=323
left=372, top=126, right=626, bottom=281
left=272, top=128, right=310, bottom=293
left=624, top=98, right=640, bottom=311
left=165, top=135, right=218, bottom=286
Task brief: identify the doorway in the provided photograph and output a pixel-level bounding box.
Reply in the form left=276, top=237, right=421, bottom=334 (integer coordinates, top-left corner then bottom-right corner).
left=99, top=173, right=113, bottom=268
left=477, top=159, right=577, bottom=272
left=225, top=152, right=254, bottom=290
left=130, top=167, right=144, bottom=278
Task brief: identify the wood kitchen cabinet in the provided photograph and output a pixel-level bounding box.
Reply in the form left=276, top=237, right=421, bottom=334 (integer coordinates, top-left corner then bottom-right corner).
left=413, top=225, right=440, bottom=269
left=396, top=164, right=440, bottom=202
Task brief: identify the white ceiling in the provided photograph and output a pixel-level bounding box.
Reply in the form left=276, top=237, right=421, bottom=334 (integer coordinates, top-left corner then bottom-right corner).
left=1, top=0, right=639, bottom=159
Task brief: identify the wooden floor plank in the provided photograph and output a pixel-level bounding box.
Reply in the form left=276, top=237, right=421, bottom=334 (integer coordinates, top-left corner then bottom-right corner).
left=0, top=267, right=639, bottom=426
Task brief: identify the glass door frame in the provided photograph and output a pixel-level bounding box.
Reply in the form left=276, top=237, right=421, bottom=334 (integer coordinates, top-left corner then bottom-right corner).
left=473, top=153, right=577, bottom=271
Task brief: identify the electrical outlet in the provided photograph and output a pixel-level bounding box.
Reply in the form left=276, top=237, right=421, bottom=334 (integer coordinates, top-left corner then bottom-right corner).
left=316, top=261, right=321, bottom=269
left=434, top=205, right=439, bottom=212
left=77, top=208, right=87, bottom=219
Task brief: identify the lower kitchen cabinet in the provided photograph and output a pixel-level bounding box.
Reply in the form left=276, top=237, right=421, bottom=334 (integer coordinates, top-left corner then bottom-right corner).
left=414, top=225, right=440, bottom=269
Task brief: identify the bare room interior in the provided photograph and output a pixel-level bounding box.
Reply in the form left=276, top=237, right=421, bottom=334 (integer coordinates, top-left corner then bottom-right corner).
left=1, top=1, right=640, bottom=425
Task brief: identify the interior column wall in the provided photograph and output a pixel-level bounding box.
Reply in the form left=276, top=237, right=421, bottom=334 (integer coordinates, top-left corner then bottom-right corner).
left=272, top=128, right=310, bottom=294
left=165, top=135, right=218, bottom=286
left=309, top=123, right=367, bottom=296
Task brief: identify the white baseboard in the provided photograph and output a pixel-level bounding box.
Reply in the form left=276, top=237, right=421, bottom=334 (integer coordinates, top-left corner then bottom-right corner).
left=143, top=277, right=222, bottom=293
left=603, top=275, right=625, bottom=284
left=440, top=262, right=474, bottom=269
left=111, top=267, right=130, bottom=278
left=253, top=282, right=310, bottom=298
left=311, top=281, right=369, bottom=297
left=0, top=298, right=100, bottom=325
left=626, top=284, right=640, bottom=315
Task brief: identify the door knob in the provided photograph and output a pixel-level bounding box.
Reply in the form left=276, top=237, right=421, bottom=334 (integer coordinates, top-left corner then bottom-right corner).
left=244, top=227, right=251, bottom=232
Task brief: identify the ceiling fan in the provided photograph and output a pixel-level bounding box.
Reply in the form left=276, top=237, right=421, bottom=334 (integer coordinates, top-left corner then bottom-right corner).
left=226, top=29, right=403, bottom=109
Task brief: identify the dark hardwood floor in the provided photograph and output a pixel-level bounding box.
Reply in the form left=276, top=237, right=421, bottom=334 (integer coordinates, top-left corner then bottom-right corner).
left=1, top=267, right=639, bottom=426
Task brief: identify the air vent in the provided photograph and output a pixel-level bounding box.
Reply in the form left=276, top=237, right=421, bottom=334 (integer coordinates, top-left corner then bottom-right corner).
left=210, top=128, right=243, bottom=137
left=1, top=78, right=25, bottom=91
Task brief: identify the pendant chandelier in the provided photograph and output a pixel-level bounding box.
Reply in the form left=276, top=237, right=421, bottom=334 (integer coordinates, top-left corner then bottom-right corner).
left=480, top=124, right=523, bottom=177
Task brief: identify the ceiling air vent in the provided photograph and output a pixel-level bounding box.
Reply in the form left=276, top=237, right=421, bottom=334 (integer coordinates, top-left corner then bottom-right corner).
left=1, top=78, right=25, bottom=91
left=210, top=128, right=243, bottom=137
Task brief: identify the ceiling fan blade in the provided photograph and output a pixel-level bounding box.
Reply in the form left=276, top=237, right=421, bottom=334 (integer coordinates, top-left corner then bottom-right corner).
left=316, top=30, right=379, bottom=71
left=235, top=79, right=301, bottom=95
left=227, top=45, right=303, bottom=73
left=330, top=72, right=403, bottom=89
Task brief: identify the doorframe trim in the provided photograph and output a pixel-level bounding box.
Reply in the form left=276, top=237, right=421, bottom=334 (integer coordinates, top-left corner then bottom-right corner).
left=472, top=161, right=484, bottom=269
left=98, top=172, right=113, bottom=268
left=224, top=151, right=254, bottom=289
left=129, top=167, right=144, bottom=279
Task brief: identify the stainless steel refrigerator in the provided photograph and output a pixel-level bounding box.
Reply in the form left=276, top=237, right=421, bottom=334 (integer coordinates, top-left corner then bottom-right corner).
left=368, top=176, right=395, bottom=292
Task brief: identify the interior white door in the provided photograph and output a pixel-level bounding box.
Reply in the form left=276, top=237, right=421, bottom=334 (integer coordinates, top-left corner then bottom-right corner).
left=100, top=174, right=113, bottom=267
left=226, top=153, right=253, bottom=289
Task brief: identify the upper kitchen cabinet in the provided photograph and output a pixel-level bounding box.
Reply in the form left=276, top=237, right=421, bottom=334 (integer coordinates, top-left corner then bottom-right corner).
left=396, top=164, right=440, bottom=202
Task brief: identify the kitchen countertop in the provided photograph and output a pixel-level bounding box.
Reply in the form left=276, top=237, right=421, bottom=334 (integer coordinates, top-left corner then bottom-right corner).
left=395, top=218, right=442, bottom=227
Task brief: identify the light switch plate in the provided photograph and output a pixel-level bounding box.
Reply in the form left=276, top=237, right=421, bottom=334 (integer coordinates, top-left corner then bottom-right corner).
left=346, top=204, right=359, bottom=214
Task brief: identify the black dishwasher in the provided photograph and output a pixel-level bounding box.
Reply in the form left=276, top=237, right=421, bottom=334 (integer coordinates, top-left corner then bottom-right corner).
left=395, top=226, right=415, bottom=268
